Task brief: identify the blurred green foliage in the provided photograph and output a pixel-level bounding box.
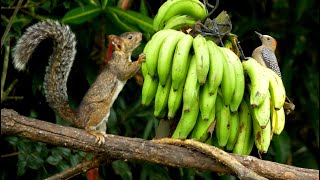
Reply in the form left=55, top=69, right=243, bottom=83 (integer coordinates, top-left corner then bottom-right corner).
left=1, top=0, right=318, bottom=179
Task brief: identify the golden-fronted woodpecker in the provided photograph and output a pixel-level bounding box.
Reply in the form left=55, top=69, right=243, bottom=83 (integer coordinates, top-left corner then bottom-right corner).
left=251, top=31, right=282, bottom=78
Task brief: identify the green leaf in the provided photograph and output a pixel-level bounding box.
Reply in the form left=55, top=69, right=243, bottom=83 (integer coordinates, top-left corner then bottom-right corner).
left=46, top=154, right=63, bottom=166
left=61, top=5, right=102, bottom=24
left=140, top=0, right=148, bottom=16
left=112, top=161, right=132, bottom=180
left=271, top=131, right=291, bottom=164
left=142, top=116, right=154, bottom=139
left=109, top=12, right=138, bottom=32
left=106, top=7, right=154, bottom=34
left=101, top=0, right=108, bottom=10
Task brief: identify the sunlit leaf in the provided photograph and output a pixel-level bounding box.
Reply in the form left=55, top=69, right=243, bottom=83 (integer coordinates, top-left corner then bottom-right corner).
left=101, top=0, right=108, bottom=10
left=61, top=5, right=102, bottom=24
left=106, top=7, right=154, bottom=34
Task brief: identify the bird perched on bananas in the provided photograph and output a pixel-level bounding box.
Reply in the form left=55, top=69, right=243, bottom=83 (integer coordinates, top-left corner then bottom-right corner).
left=251, top=31, right=282, bottom=78
left=251, top=31, right=295, bottom=114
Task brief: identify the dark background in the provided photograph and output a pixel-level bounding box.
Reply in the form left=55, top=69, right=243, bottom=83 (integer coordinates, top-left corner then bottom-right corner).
left=1, top=0, right=318, bottom=179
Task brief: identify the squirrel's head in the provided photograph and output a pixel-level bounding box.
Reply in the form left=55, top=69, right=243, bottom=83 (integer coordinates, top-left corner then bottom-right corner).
left=108, top=32, right=142, bottom=54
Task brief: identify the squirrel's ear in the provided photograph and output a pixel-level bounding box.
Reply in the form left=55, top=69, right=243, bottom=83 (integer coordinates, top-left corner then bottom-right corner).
left=108, top=35, right=123, bottom=51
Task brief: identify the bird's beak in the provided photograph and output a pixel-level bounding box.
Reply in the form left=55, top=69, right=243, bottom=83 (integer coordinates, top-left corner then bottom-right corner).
left=255, top=31, right=263, bottom=39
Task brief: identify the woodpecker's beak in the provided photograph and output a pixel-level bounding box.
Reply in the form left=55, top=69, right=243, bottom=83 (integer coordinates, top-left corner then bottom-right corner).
left=254, top=31, right=263, bottom=39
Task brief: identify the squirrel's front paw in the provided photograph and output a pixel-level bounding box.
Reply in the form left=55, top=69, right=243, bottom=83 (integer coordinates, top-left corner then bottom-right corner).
left=138, top=53, right=146, bottom=63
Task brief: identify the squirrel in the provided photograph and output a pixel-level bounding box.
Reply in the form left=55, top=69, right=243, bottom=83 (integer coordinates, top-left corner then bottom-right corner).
left=12, top=20, right=145, bottom=145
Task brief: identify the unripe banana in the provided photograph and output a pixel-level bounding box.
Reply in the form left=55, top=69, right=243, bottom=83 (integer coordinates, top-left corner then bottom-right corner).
left=172, top=34, right=194, bottom=91
left=242, top=58, right=269, bottom=107
left=246, top=133, right=255, bottom=155
left=141, top=74, right=159, bottom=106
left=271, top=106, right=285, bottom=135
left=145, top=29, right=176, bottom=78
left=192, top=95, right=216, bottom=142
left=252, top=102, right=272, bottom=154
left=153, top=0, right=182, bottom=31
left=158, top=31, right=185, bottom=86
left=199, top=82, right=218, bottom=121
left=183, top=54, right=200, bottom=112
left=163, top=15, right=197, bottom=30
left=206, top=40, right=223, bottom=95
left=172, top=95, right=199, bottom=139
left=220, top=47, right=236, bottom=106
left=154, top=76, right=172, bottom=118
left=233, top=100, right=253, bottom=155
left=265, top=67, right=286, bottom=110
left=153, top=0, right=207, bottom=31
left=226, top=111, right=240, bottom=151
left=251, top=90, right=271, bottom=129
left=215, top=92, right=231, bottom=147
left=193, top=34, right=210, bottom=85
left=167, top=74, right=186, bottom=119
left=221, top=48, right=245, bottom=112
left=141, top=61, right=148, bottom=77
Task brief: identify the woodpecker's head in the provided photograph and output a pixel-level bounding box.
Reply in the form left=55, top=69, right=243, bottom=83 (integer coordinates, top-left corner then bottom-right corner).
left=255, top=31, right=277, bottom=51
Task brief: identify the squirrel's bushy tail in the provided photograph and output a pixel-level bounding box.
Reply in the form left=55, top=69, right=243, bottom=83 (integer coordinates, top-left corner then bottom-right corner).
left=12, top=20, right=78, bottom=125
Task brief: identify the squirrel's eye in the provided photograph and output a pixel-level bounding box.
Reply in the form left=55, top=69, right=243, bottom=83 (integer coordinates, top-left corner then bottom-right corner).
left=128, top=34, right=133, bottom=39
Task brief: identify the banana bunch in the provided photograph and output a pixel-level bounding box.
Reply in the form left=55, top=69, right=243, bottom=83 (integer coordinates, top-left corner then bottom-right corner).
left=153, top=0, right=208, bottom=31
left=141, top=29, right=246, bottom=139
left=141, top=1, right=288, bottom=156
left=241, top=58, right=287, bottom=154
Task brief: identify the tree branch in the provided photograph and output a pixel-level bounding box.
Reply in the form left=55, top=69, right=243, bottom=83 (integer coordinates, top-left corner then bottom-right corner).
left=1, top=108, right=318, bottom=180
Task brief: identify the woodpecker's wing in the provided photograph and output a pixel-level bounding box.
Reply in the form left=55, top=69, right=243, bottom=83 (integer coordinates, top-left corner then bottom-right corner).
left=261, top=48, right=282, bottom=78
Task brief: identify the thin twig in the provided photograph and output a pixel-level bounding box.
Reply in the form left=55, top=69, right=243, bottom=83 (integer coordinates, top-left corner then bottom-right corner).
left=1, top=0, right=23, bottom=48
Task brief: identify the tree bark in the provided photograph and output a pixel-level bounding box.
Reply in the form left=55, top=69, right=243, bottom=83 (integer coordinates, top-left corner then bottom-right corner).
left=1, top=108, right=318, bottom=180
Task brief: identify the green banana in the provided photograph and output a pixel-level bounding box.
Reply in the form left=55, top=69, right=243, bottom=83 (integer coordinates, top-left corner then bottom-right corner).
left=154, top=76, right=172, bottom=118
left=141, top=74, right=159, bottom=106
left=167, top=73, right=186, bottom=119
left=271, top=106, right=285, bottom=135
left=206, top=40, right=224, bottom=95
left=199, top=82, right=218, bottom=120
left=242, top=58, right=269, bottom=107
left=183, top=54, right=200, bottom=112
left=163, top=15, right=197, bottom=30
left=172, top=94, right=199, bottom=139
left=215, top=92, right=231, bottom=147
left=141, top=61, right=159, bottom=106
left=158, top=31, right=185, bottom=86
left=153, top=0, right=207, bottom=31
left=226, top=111, right=240, bottom=151
left=251, top=91, right=271, bottom=129
left=265, top=67, right=286, bottom=110
left=141, top=61, right=148, bottom=77
left=192, top=95, right=216, bottom=142
left=233, top=100, right=253, bottom=155
left=221, top=48, right=245, bottom=112
left=172, top=34, right=194, bottom=91
left=220, top=47, right=236, bottom=106
left=193, top=34, right=210, bottom=85
left=246, top=132, right=255, bottom=155
left=253, top=110, right=272, bottom=154
left=145, top=29, right=176, bottom=78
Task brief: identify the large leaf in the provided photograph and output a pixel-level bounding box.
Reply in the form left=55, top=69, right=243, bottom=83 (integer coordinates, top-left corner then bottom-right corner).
left=61, top=5, right=102, bottom=24
left=106, top=7, right=154, bottom=34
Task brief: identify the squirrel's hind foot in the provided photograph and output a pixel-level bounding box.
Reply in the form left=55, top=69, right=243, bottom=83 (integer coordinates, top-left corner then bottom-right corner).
left=88, top=130, right=107, bottom=145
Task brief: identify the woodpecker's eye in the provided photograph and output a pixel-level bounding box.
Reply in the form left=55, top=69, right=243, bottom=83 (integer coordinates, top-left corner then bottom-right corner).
left=267, top=37, right=270, bottom=40
left=127, top=34, right=133, bottom=40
